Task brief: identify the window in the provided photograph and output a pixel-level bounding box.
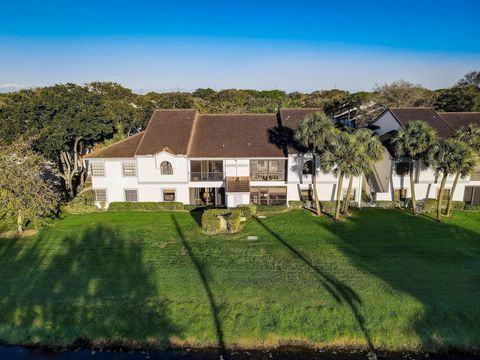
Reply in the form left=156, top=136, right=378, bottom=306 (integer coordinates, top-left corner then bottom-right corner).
left=122, top=162, right=136, bottom=176
left=394, top=188, right=407, bottom=202
left=124, top=189, right=138, bottom=202
left=190, top=160, right=224, bottom=181
left=302, top=160, right=313, bottom=175
left=91, top=163, right=105, bottom=176
left=250, top=187, right=287, bottom=205
left=464, top=186, right=480, bottom=205
left=163, top=189, right=176, bottom=202
left=93, top=189, right=107, bottom=202
left=160, top=161, right=173, bottom=175
left=437, top=188, right=451, bottom=201
left=250, top=159, right=286, bottom=181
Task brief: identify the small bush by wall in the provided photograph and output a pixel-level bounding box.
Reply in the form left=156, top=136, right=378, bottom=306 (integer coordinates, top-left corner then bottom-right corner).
left=376, top=201, right=399, bottom=209
left=256, top=204, right=289, bottom=213
left=108, top=202, right=184, bottom=211
left=62, top=191, right=97, bottom=214
left=465, top=204, right=480, bottom=211
left=320, top=201, right=337, bottom=214
left=420, top=199, right=465, bottom=212
left=237, top=204, right=257, bottom=218
left=288, top=200, right=304, bottom=209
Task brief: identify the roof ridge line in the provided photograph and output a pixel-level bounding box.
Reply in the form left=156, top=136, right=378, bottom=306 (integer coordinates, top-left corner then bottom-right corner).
left=434, top=109, right=456, bottom=132
left=199, top=113, right=276, bottom=116
left=134, top=110, right=159, bottom=156
left=186, top=111, right=199, bottom=156
left=438, top=111, right=480, bottom=114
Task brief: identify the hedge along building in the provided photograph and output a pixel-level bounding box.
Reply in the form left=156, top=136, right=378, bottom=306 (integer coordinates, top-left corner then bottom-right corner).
left=367, top=108, right=480, bottom=205
left=84, top=109, right=364, bottom=208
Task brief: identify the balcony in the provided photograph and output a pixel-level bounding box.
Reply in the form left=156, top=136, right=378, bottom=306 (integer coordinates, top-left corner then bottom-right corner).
left=190, top=172, right=225, bottom=181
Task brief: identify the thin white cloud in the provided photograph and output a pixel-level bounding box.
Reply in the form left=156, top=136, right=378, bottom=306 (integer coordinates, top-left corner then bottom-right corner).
left=0, top=83, right=27, bottom=93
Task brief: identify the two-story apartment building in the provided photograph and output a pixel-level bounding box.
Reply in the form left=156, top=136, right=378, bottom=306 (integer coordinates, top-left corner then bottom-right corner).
left=368, top=108, right=480, bottom=205
left=85, top=109, right=363, bottom=208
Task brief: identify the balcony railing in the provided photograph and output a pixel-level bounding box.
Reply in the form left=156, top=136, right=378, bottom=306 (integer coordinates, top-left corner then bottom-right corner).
left=250, top=172, right=285, bottom=181
left=190, top=172, right=225, bottom=181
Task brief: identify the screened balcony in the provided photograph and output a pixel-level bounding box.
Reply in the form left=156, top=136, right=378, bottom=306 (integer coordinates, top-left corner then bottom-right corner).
left=190, top=160, right=224, bottom=181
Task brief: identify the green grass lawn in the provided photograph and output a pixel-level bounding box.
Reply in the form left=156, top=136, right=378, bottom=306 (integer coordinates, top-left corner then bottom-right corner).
left=0, top=209, right=479, bottom=352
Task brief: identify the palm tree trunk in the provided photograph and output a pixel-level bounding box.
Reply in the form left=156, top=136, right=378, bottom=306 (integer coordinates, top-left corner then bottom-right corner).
left=312, top=155, right=321, bottom=216
left=445, top=172, right=460, bottom=216
left=334, top=172, right=345, bottom=221
left=436, top=172, right=448, bottom=222
left=342, top=176, right=354, bottom=215
left=409, top=162, right=417, bottom=215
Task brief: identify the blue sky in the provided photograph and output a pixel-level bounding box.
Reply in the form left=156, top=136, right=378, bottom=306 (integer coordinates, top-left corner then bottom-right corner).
left=1, top=0, right=480, bottom=92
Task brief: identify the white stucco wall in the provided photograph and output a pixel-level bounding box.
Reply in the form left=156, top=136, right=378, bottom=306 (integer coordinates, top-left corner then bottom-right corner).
left=373, top=111, right=401, bottom=136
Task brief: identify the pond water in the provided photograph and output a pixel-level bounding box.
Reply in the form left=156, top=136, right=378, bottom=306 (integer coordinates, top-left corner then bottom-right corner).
left=0, top=346, right=479, bottom=360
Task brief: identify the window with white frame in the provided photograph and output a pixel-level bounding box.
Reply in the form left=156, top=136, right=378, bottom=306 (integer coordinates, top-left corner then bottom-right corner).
left=91, top=163, right=105, bottom=176
left=160, top=161, right=173, bottom=175
left=122, top=162, right=136, bottom=176
left=93, top=189, right=107, bottom=202
left=124, top=189, right=138, bottom=202
left=163, top=189, right=176, bottom=202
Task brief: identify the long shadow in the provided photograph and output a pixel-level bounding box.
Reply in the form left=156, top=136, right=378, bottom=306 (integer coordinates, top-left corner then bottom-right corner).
left=322, top=209, right=480, bottom=351
left=170, top=214, right=229, bottom=359
left=0, top=222, right=177, bottom=347
left=254, top=217, right=375, bottom=351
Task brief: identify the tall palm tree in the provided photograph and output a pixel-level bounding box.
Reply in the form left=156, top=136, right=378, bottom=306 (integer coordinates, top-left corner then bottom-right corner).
left=294, top=112, right=335, bottom=216
left=446, top=125, right=480, bottom=215
left=320, top=130, right=356, bottom=221
left=342, top=129, right=383, bottom=215
left=391, top=121, right=437, bottom=215
left=428, top=138, right=472, bottom=222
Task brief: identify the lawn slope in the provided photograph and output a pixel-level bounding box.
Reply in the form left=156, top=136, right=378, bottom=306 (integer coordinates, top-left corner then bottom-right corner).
left=0, top=209, right=478, bottom=351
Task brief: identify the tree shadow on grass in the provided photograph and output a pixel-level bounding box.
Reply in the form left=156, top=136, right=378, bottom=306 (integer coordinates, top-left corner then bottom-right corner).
left=322, top=209, right=480, bottom=351
left=253, top=217, right=375, bottom=351
left=170, top=214, right=229, bottom=359
left=0, top=223, right=178, bottom=347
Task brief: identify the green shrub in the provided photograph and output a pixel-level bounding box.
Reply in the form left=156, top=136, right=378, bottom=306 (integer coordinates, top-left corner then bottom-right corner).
left=465, top=204, right=480, bottom=211
left=62, top=191, right=97, bottom=214
left=320, top=201, right=337, bottom=214
left=108, top=202, right=184, bottom=211
left=201, top=211, right=221, bottom=234
left=420, top=199, right=465, bottom=212
left=288, top=200, right=304, bottom=209
left=256, top=204, right=289, bottom=213
left=227, top=209, right=242, bottom=233
left=201, top=208, right=240, bottom=234
left=376, top=201, right=399, bottom=209
left=237, top=204, right=257, bottom=218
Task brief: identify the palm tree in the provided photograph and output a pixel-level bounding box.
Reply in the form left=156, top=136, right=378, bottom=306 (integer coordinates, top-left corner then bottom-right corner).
left=320, top=130, right=356, bottom=221
left=428, top=138, right=472, bottom=222
left=342, top=129, right=383, bottom=215
left=391, top=121, right=437, bottom=215
left=445, top=125, right=480, bottom=215
left=294, top=112, right=335, bottom=216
